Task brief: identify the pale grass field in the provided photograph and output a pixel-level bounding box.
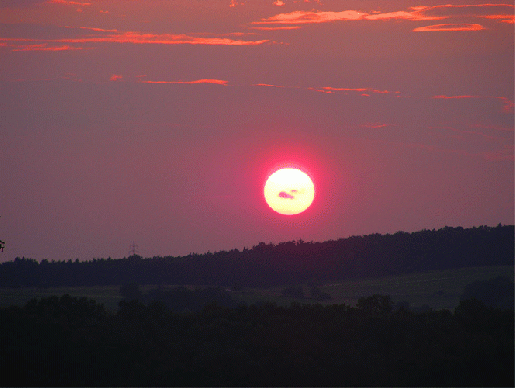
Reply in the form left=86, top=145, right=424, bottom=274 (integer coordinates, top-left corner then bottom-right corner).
left=239, top=265, right=514, bottom=310
left=0, top=265, right=512, bottom=312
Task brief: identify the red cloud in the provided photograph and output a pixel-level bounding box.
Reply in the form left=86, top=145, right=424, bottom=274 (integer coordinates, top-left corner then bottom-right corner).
left=0, top=30, right=270, bottom=51
left=49, top=0, right=91, bottom=5
left=255, top=10, right=365, bottom=24
left=322, top=87, right=368, bottom=92
left=414, top=3, right=514, bottom=17
left=414, top=24, right=485, bottom=31
left=79, top=27, right=118, bottom=32
left=322, top=87, right=400, bottom=95
left=110, top=74, right=123, bottom=82
left=141, top=79, right=228, bottom=85
left=251, top=26, right=300, bottom=30
left=481, top=14, right=515, bottom=23
left=253, top=83, right=286, bottom=88
left=254, top=4, right=513, bottom=27
left=497, top=97, right=514, bottom=113
left=361, top=122, right=389, bottom=129
left=433, top=95, right=480, bottom=99
left=11, top=44, right=84, bottom=51
left=254, top=83, right=401, bottom=96
left=229, top=0, right=244, bottom=7
left=254, top=8, right=445, bottom=25
left=77, top=31, right=270, bottom=46
left=364, top=10, right=444, bottom=21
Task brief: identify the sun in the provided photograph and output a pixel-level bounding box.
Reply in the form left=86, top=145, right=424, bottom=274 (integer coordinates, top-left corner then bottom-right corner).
left=264, top=168, right=315, bottom=215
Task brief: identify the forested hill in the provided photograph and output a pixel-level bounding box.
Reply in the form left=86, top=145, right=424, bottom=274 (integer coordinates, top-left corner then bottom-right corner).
left=1, top=225, right=513, bottom=288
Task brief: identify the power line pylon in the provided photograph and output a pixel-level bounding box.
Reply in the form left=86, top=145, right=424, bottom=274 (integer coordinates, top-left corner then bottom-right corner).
left=128, top=241, right=139, bottom=257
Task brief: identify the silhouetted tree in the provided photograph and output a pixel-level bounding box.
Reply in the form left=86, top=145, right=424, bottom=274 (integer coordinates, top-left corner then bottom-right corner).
left=120, top=282, right=142, bottom=301
left=357, top=294, right=393, bottom=315
left=144, top=286, right=237, bottom=312
left=461, top=276, right=514, bottom=309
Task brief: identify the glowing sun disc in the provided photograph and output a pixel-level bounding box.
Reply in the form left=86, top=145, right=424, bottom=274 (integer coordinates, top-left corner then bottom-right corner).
left=264, top=168, right=315, bottom=215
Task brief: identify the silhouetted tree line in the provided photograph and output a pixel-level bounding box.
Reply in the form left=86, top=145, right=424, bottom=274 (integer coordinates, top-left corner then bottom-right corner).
left=1, top=293, right=513, bottom=386
left=120, top=283, right=238, bottom=312
left=1, top=225, right=513, bottom=287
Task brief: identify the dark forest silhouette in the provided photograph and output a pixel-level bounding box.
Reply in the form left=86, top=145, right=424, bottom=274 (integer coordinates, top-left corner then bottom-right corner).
left=1, top=293, right=513, bottom=386
left=1, top=224, right=513, bottom=386
left=1, top=225, right=513, bottom=288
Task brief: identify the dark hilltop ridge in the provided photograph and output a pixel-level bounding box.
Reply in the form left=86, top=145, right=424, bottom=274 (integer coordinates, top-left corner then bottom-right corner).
left=1, top=224, right=513, bottom=288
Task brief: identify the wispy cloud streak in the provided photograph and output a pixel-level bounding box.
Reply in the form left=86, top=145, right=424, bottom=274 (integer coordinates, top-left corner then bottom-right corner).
left=10, top=43, right=85, bottom=51
left=254, top=83, right=401, bottom=96
left=0, top=29, right=270, bottom=51
left=433, top=95, right=480, bottom=99
left=140, top=79, right=228, bottom=85
left=433, top=95, right=514, bottom=114
left=49, top=0, right=91, bottom=5
left=251, top=26, right=300, bottom=30
left=414, top=24, right=485, bottom=31
left=480, top=14, right=515, bottom=23
left=254, top=8, right=444, bottom=25
left=253, top=3, right=514, bottom=29
left=497, top=97, right=514, bottom=113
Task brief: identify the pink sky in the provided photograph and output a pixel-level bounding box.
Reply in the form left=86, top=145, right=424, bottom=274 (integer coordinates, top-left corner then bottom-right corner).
left=0, top=0, right=513, bottom=262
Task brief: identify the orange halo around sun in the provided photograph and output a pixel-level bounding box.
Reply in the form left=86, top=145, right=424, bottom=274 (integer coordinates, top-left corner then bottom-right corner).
left=264, top=168, right=315, bottom=215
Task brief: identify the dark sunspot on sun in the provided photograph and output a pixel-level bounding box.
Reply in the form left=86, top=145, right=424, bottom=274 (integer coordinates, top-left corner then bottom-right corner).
left=278, top=191, right=295, bottom=199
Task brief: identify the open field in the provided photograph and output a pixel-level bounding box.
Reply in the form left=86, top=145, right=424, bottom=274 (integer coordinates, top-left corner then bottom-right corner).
left=0, top=265, right=512, bottom=312
left=238, top=265, right=514, bottom=310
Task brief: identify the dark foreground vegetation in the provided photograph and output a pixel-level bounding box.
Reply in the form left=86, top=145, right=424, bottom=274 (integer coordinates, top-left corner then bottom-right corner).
left=1, top=225, right=513, bottom=287
left=1, top=225, right=512, bottom=385
left=1, top=293, right=513, bottom=387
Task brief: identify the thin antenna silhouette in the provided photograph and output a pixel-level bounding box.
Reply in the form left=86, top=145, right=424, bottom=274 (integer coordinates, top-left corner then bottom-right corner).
left=129, top=241, right=139, bottom=257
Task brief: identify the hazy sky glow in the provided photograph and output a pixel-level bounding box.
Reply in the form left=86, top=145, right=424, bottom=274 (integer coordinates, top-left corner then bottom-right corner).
left=0, top=0, right=513, bottom=262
